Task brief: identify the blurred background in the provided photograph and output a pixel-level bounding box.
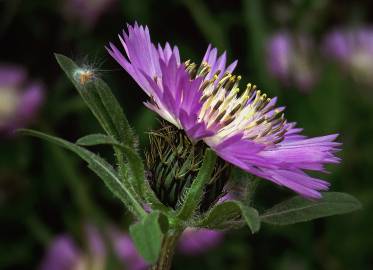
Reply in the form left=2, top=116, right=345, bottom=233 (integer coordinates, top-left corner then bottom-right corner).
left=1, top=0, right=372, bottom=269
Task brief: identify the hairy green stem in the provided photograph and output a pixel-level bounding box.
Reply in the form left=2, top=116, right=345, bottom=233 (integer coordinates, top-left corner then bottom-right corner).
left=150, top=233, right=181, bottom=270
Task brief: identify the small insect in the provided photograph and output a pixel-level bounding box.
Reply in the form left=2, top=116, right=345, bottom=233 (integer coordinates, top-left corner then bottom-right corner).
left=72, top=55, right=119, bottom=86
left=74, top=68, right=96, bottom=85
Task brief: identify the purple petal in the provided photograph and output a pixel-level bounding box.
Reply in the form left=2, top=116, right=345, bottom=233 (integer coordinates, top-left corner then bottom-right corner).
left=208, top=130, right=339, bottom=198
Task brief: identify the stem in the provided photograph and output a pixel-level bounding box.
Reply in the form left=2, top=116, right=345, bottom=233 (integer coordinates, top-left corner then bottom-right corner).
left=151, top=233, right=181, bottom=270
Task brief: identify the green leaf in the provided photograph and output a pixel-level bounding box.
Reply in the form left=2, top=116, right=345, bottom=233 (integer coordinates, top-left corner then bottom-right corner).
left=19, top=129, right=146, bottom=218
left=261, top=192, right=362, bottom=225
left=230, top=167, right=259, bottom=204
left=76, top=133, right=164, bottom=208
left=77, top=134, right=146, bottom=192
left=129, top=211, right=163, bottom=263
left=54, top=54, right=135, bottom=147
left=76, top=134, right=118, bottom=146
left=198, top=200, right=260, bottom=233
left=55, top=54, right=141, bottom=199
left=177, top=149, right=217, bottom=220
left=198, top=201, right=242, bottom=229
left=236, top=201, right=260, bottom=233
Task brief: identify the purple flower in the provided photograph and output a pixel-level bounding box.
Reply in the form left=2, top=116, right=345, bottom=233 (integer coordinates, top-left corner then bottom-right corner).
left=40, top=226, right=107, bottom=270
left=178, top=228, right=224, bottom=256
left=40, top=235, right=81, bottom=270
left=266, top=33, right=291, bottom=81
left=266, top=32, right=318, bottom=92
left=64, top=0, right=117, bottom=27
left=107, top=23, right=340, bottom=199
left=85, top=224, right=107, bottom=258
left=323, top=27, right=373, bottom=85
left=40, top=227, right=223, bottom=269
left=112, top=232, right=149, bottom=270
left=0, top=65, right=44, bottom=135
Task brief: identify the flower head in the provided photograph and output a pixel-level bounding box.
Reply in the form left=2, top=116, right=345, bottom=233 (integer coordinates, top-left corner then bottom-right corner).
left=323, top=27, right=373, bottom=85
left=145, top=122, right=229, bottom=209
left=0, top=65, right=44, bottom=135
left=266, top=32, right=318, bottom=91
left=107, top=23, right=340, bottom=199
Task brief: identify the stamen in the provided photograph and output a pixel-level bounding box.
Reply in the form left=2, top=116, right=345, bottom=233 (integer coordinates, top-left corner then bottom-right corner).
left=213, top=100, right=223, bottom=111
left=229, top=104, right=242, bottom=116
left=191, top=57, right=289, bottom=146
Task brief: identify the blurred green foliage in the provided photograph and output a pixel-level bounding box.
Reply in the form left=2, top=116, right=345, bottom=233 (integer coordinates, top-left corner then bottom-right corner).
left=1, top=0, right=372, bottom=269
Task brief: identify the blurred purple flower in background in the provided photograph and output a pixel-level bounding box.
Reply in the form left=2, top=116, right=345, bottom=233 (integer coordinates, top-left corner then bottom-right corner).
left=64, top=0, right=117, bottom=27
left=110, top=228, right=149, bottom=270
left=0, top=65, right=44, bottom=135
left=40, top=226, right=107, bottom=270
left=266, top=32, right=318, bottom=92
left=40, top=226, right=224, bottom=270
left=323, top=27, right=373, bottom=86
left=39, top=235, right=80, bottom=270
left=178, top=228, right=224, bottom=256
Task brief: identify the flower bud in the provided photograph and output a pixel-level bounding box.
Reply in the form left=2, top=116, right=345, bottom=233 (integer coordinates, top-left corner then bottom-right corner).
left=146, top=122, right=229, bottom=211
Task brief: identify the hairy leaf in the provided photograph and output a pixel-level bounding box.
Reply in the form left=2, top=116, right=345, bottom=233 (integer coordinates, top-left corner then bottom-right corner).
left=55, top=54, right=135, bottom=147
left=19, top=129, right=146, bottom=218
left=77, top=133, right=168, bottom=212
left=198, top=200, right=260, bottom=233
left=77, top=134, right=118, bottom=146
left=129, top=211, right=163, bottom=263
left=261, top=192, right=362, bottom=225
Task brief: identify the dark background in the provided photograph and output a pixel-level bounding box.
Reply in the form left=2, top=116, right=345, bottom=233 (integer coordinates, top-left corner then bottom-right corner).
left=1, top=0, right=372, bottom=269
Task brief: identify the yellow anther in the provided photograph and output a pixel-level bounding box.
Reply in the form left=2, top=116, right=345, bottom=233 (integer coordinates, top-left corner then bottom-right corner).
left=231, top=87, right=240, bottom=95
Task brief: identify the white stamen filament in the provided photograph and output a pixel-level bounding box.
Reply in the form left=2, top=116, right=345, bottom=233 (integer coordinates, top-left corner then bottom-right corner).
left=184, top=60, right=288, bottom=145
